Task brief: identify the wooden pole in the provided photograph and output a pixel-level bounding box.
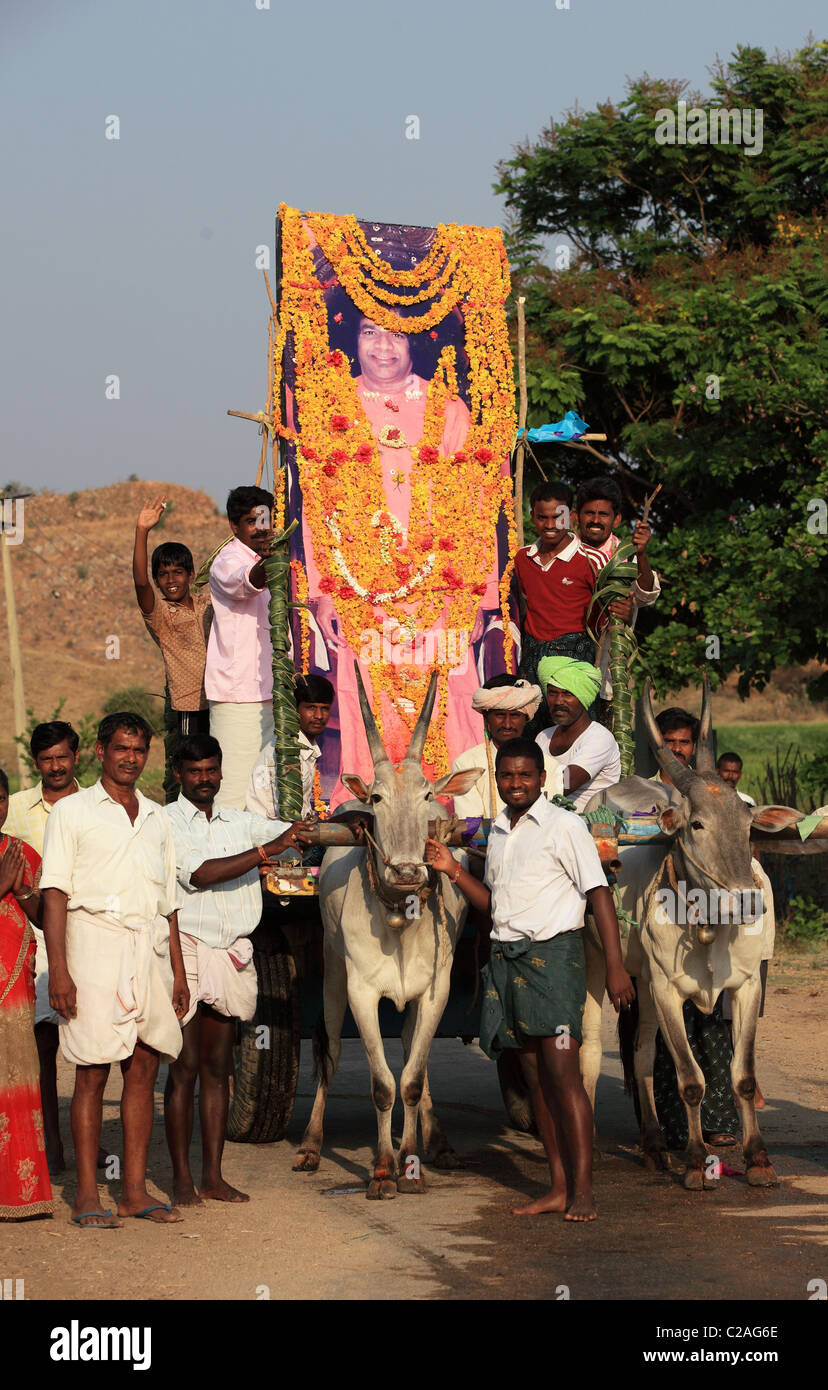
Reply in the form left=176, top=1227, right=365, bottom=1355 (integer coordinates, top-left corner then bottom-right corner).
left=1, top=517, right=30, bottom=789
left=514, top=296, right=527, bottom=547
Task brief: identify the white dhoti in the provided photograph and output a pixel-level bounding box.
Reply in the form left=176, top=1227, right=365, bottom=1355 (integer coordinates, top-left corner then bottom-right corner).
left=180, top=933, right=258, bottom=1027
left=60, top=908, right=183, bottom=1066
left=33, top=925, right=59, bottom=1027
left=209, top=701, right=275, bottom=809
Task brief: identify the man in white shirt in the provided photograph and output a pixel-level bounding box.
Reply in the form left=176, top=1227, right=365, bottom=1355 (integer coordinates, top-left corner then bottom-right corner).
left=426, top=737, right=633, bottom=1222
left=535, top=656, right=621, bottom=811
left=41, top=714, right=189, bottom=1228
left=246, top=674, right=334, bottom=820
left=164, top=734, right=313, bottom=1206
left=449, top=674, right=553, bottom=820
left=207, top=486, right=277, bottom=809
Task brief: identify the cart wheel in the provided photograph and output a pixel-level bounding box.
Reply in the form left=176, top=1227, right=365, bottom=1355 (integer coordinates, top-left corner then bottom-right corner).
left=226, top=920, right=300, bottom=1143
left=497, top=1050, right=537, bottom=1134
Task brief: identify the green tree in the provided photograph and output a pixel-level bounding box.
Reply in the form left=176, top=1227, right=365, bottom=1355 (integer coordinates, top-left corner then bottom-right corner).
left=497, top=40, right=828, bottom=699
left=101, top=686, right=166, bottom=735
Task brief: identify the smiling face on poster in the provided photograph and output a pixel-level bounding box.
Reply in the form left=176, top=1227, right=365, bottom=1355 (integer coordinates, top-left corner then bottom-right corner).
left=275, top=207, right=516, bottom=806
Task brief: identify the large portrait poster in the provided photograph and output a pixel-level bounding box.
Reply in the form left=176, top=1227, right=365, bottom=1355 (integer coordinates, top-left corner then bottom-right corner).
left=274, top=206, right=517, bottom=808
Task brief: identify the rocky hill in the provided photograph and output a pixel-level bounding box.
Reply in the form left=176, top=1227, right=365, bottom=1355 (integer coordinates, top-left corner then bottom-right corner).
left=0, top=481, right=229, bottom=780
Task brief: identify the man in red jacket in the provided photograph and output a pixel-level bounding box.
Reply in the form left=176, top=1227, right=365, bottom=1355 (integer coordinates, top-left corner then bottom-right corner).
left=515, top=482, right=605, bottom=729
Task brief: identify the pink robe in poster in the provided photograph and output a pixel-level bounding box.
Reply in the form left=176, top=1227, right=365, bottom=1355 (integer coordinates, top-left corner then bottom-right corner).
left=300, top=374, right=505, bottom=805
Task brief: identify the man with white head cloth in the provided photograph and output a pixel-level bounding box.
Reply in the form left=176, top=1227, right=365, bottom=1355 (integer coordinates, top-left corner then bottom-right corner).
left=450, top=674, right=563, bottom=820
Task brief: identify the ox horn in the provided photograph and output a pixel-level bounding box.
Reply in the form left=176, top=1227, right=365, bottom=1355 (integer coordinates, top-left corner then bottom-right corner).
left=354, top=662, right=390, bottom=768
left=695, top=672, right=715, bottom=773
left=404, top=670, right=439, bottom=767
left=639, top=677, right=696, bottom=794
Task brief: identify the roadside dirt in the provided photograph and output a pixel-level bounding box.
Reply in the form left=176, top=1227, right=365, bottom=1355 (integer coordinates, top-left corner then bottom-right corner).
left=7, top=960, right=825, bottom=1303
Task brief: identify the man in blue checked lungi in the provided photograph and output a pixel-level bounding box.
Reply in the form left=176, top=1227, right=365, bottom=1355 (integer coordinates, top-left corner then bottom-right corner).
left=426, top=736, right=634, bottom=1221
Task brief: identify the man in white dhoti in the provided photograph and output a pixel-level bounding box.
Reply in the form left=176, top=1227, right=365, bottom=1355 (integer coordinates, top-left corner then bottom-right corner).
left=450, top=674, right=561, bottom=820
left=41, top=714, right=189, bottom=1228
left=164, top=734, right=314, bottom=1205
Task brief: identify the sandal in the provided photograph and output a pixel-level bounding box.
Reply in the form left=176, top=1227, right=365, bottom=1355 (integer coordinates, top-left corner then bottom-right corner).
left=71, top=1208, right=121, bottom=1229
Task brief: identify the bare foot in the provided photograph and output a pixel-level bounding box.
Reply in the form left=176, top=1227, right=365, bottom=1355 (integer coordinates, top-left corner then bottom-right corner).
left=173, top=1183, right=205, bottom=1207
left=565, top=1191, right=597, bottom=1222
left=199, top=1178, right=249, bottom=1203
left=513, top=1189, right=568, bottom=1216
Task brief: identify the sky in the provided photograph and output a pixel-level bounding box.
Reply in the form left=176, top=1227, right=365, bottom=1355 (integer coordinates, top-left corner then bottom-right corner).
left=1, top=0, right=823, bottom=507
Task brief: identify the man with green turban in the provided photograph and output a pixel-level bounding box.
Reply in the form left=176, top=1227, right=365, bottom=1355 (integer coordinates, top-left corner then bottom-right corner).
left=535, top=656, right=621, bottom=812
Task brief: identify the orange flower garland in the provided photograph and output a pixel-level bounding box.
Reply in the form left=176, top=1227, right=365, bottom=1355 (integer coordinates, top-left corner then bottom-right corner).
left=290, top=559, right=310, bottom=674
left=312, top=768, right=327, bottom=818
left=274, top=204, right=517, bottom=773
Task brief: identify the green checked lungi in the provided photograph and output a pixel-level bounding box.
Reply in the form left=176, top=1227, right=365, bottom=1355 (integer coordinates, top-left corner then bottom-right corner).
left=479, top=929, right=587, bottom=1060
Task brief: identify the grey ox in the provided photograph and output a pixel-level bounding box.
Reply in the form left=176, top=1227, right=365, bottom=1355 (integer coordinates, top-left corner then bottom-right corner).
left=581, top=677, right=802, bottom=1190
left=293, top=668, right=482, bottom=1197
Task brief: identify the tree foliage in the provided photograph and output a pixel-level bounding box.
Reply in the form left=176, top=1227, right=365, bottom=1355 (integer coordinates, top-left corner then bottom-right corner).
left=497, top=41, right=828, bottom=698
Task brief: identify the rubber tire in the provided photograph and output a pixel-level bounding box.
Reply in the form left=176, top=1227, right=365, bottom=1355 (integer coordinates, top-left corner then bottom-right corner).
left=226, top=923, right=300, bottom=1144
left=497, top=1050, right=537, bottom=1134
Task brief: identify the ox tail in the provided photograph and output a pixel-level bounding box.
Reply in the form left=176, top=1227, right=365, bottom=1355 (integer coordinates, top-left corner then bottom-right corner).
left=313, top=1011, right=332, bottom=1089
left=618, top=982, right=639, bottom=1096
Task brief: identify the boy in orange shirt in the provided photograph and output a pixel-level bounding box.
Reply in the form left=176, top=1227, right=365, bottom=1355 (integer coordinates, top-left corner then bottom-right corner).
left=133, top=495, right=213, bottom=737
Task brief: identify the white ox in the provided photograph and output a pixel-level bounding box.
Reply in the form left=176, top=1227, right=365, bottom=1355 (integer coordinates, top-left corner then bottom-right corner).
left=292, top=669, right=482, bottom=1198
left=581, top=678, right=802, bottom=1190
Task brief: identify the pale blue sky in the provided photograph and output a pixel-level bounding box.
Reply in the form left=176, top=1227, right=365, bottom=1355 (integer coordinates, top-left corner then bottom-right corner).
left=1, top=0, right=822, bottom=505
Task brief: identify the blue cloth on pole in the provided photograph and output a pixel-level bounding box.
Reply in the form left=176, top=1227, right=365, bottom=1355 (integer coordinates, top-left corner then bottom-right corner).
left=523, top=411, right=590, bottom=443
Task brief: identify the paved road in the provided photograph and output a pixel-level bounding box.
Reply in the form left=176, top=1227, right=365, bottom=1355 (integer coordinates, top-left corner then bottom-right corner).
left=9, top=1005, right=826, bottom=1302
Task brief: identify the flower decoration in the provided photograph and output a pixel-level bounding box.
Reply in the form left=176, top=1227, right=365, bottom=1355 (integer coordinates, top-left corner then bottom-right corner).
left=273, top=203, right=517, bottom=772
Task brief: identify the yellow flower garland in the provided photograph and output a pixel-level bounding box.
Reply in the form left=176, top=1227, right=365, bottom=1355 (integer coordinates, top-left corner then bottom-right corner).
left=273, top=205, right=517, bottom=773
left=290, top=558, right=310, bottom=674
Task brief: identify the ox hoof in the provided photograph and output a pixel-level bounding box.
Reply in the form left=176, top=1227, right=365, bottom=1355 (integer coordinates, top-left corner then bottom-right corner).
left=746, top=1162, right=778, bottom=1188
left=643, top=1149, right=670, bottom=1174
left=430, top=1149, right=462, bottom=1171
left=292, top=1151, right=321, bottom=1173
left=683, top=1166, right=705, bottom=1191
left=367, top=1179, right=397, bottom=1200
left=396, top=1175, right=427, bottom=1195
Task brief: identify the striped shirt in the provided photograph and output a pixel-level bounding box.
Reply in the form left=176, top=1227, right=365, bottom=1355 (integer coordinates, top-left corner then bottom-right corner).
left=165, top=796, right=288, bottom=948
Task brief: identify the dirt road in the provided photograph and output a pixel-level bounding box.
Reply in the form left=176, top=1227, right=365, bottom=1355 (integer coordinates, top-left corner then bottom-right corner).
left=7, top=976, right=825, bottom=1302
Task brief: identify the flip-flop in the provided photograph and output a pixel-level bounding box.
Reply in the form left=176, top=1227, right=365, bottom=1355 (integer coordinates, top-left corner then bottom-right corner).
left=132, top=1203, right=182, bottom=1223
left=71, top=1208, right=121, bottom=1228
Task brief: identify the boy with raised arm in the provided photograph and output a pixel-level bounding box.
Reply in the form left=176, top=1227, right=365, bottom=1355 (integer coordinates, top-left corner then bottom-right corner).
left=426, top=737, right=633, bottom=1221
left=133, top=494, right=213, bottom=738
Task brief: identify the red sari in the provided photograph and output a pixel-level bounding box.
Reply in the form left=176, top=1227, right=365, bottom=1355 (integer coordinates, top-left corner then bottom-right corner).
left=0, top=835, right=52, bottom=1219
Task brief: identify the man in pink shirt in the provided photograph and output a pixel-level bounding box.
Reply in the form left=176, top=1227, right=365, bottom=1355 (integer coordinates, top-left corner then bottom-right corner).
left=206, top=486, right=276, bottom=808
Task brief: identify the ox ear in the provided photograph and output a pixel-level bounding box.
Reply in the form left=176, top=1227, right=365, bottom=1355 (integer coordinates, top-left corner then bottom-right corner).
left=341, top=773, right=372, bottom=804
left=750, top=805, right=803, bottom=832
left=432, top=766, right=487, bottom=798
left=656, top=804, right=686, bottom=835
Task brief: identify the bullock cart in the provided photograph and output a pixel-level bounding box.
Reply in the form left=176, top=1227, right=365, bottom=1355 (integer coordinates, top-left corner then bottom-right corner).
left=225, top=797, right=827, bottom=1149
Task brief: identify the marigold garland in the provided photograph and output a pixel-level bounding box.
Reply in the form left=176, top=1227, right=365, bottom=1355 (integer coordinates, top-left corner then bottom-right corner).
left=274, top=204, right=517, bottom=773
left=290, top=558, right=310, bottom=673
left=312, top=767, right=327, bottom=818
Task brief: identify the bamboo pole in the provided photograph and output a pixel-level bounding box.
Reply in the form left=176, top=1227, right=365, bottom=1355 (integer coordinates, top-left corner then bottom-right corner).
left=1, top=523, right=30, bottom=789
left=514, top=296, right=527, bottom=547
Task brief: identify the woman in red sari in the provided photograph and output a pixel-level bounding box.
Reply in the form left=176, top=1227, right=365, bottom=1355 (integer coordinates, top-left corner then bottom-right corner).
left=0, top=769, right=53, bottom=1220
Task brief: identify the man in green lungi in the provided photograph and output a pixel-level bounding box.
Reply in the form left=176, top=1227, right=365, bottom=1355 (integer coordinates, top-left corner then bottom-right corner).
left=426, top=738, right=634, bottom=1221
